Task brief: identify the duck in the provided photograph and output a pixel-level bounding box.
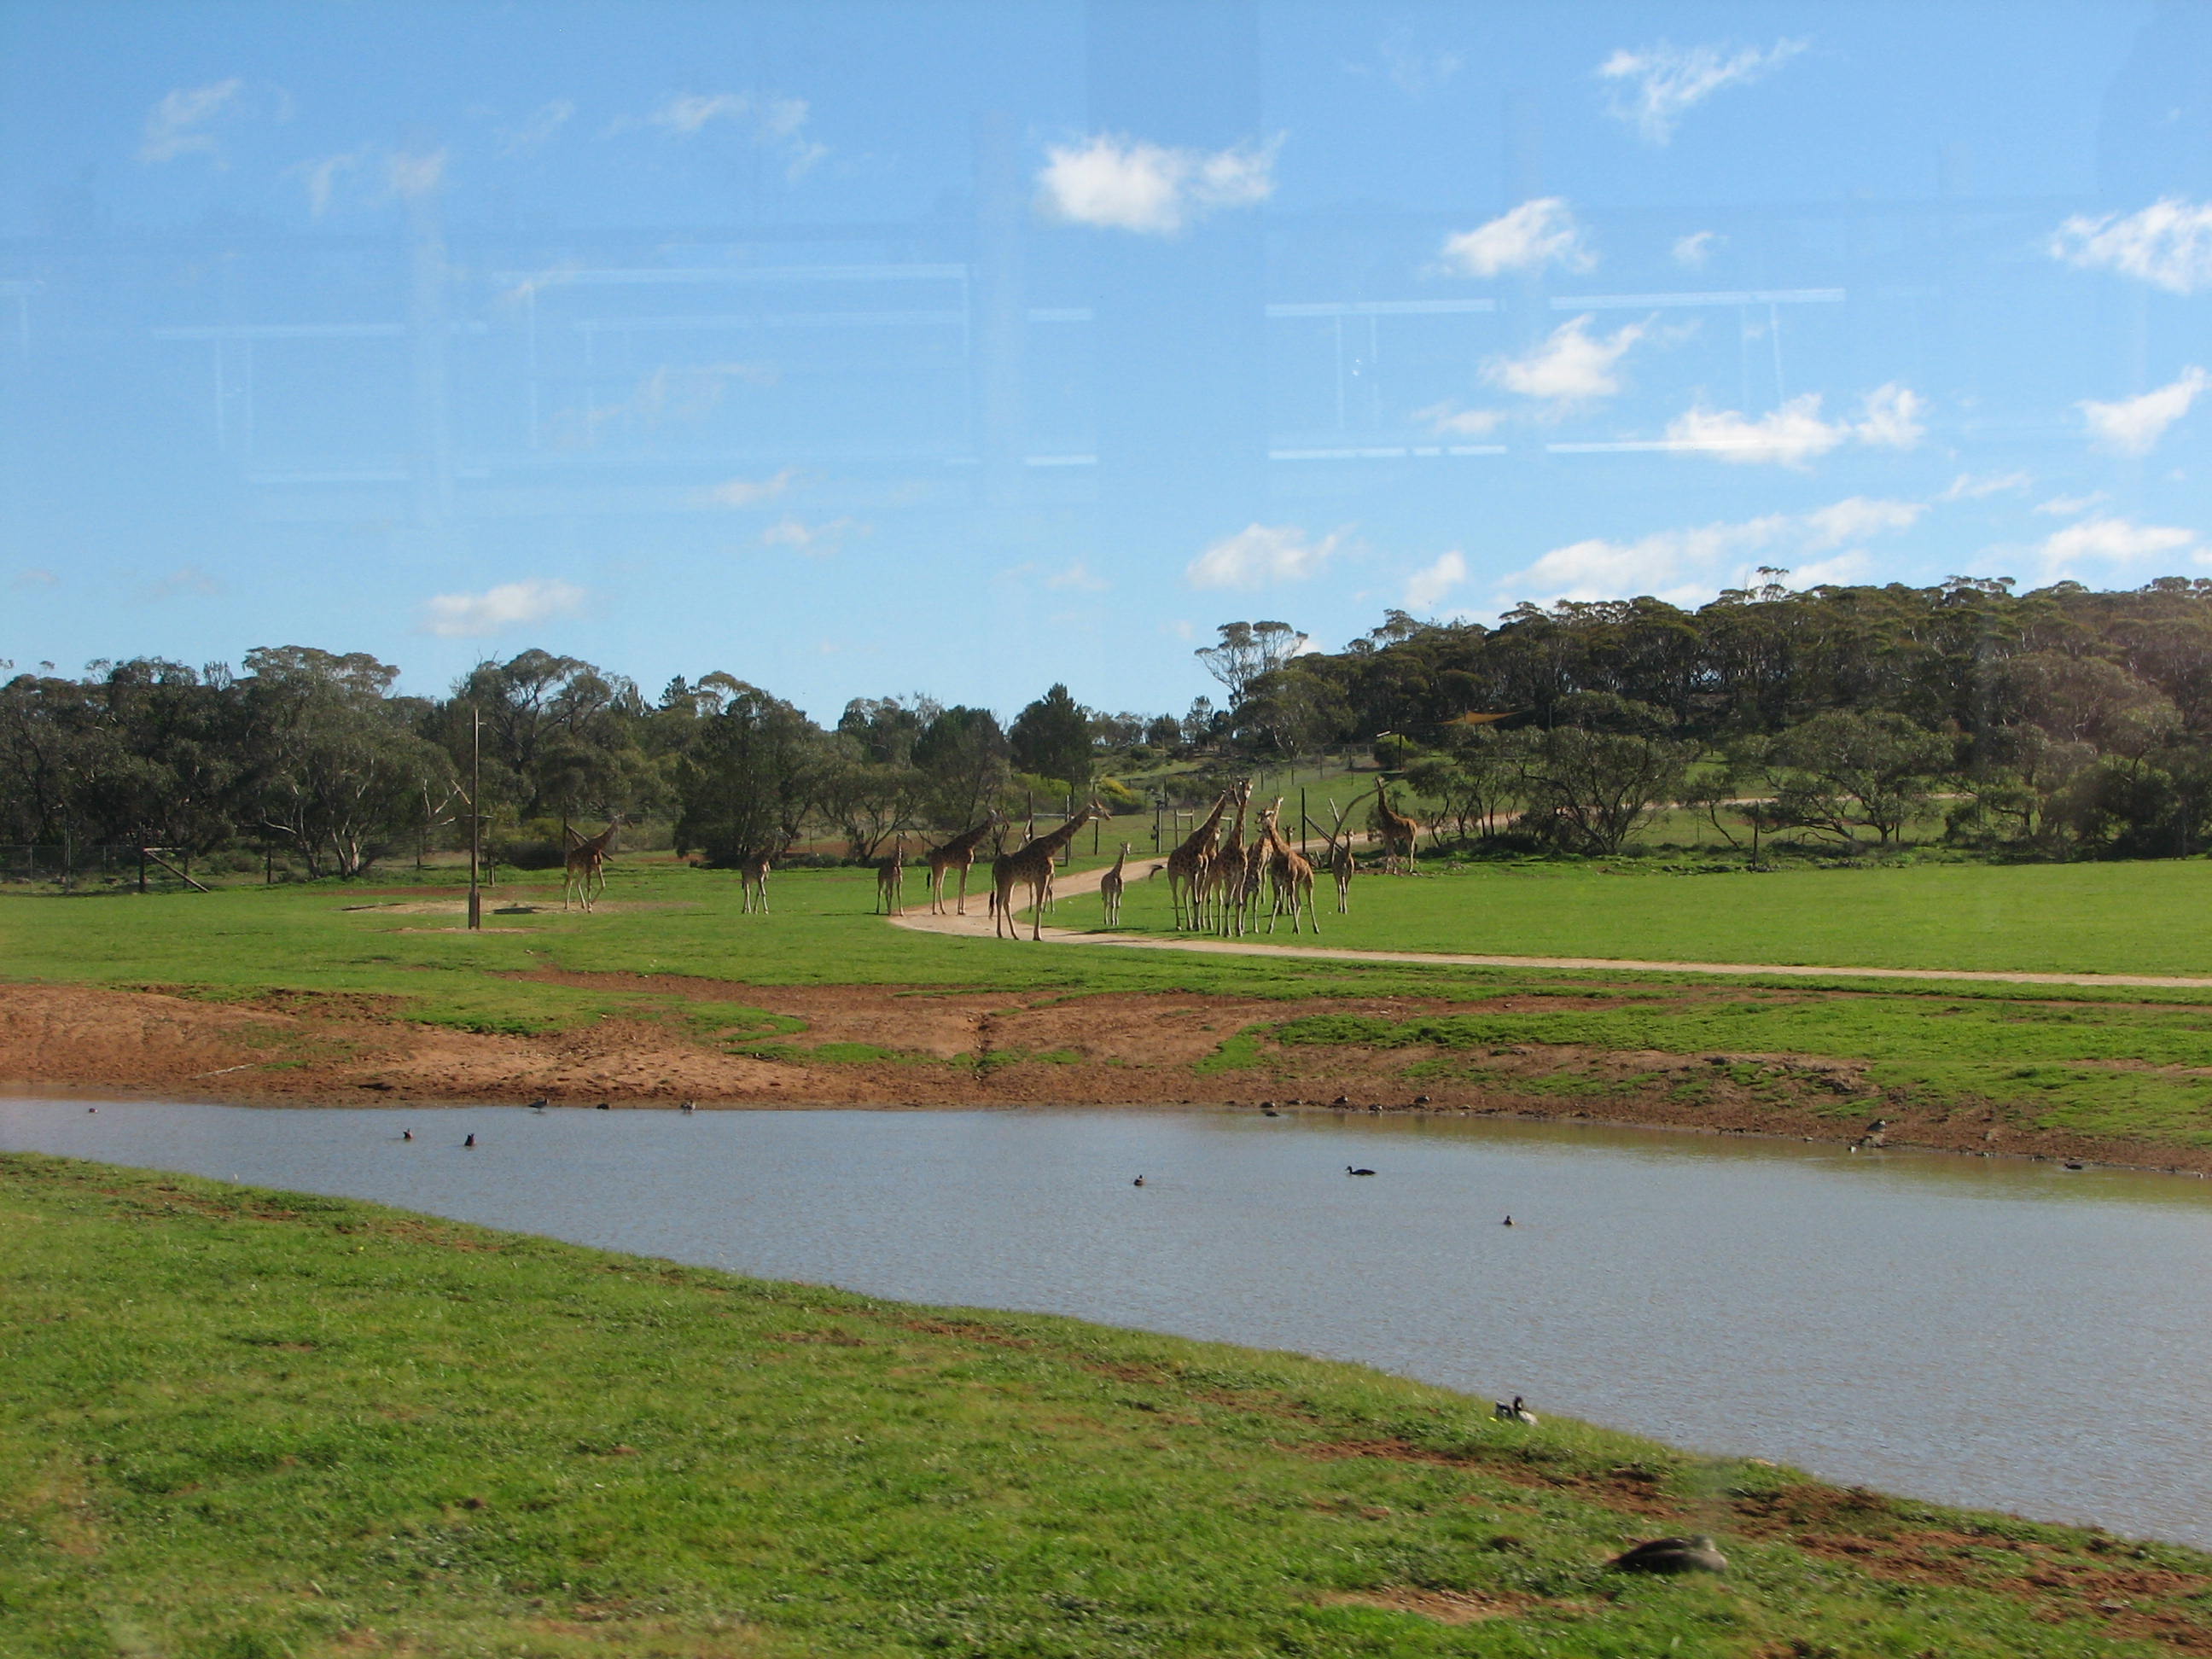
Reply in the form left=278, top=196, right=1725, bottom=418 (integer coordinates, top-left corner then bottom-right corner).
left=402, top=1129, right=413, bottom=1142
left=679, top=1100, right=696, bottom=1113
left=1493, top=1395, right=1537, bottom=1424
left=596, top=1102, right=611, bottom=1110
left=525, top=1097, right=549, bottom=1110
left=1608, top=1535, right=1727, bottom=1575
left=1502, top=1214, right=1514, bottom=1226
left=1346, top=1165, right=1377, bottom=1177
left=1132, top=1175, right=1145, bottom=1187
left=463, top=1133, right=476, bottom=1148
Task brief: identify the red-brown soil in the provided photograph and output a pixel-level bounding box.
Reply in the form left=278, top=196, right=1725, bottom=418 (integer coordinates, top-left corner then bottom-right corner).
left=3, top=975, right=2207, bottom=1173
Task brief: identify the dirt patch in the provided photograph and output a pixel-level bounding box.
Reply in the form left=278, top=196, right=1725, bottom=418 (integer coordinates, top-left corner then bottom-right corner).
left=3, top=975, right=2208, bottom=1171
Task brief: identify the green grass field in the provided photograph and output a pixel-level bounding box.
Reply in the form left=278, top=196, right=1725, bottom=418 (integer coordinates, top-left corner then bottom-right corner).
left=1095, top=854, right=2212, bottom=978
left=4, top=1151, right=2203, bottom=1658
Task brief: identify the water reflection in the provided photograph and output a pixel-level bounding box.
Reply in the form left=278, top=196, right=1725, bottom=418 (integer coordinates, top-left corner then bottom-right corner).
left=4, top=1097, right=2208, bottom=1546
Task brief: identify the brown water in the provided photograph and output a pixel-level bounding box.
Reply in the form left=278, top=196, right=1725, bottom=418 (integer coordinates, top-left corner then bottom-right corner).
left=5, top=1097, right=2209, bottom=1546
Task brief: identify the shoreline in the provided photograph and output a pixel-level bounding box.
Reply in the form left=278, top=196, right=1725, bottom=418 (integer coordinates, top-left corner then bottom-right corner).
left=6, top=970, right=2212, bottom=1177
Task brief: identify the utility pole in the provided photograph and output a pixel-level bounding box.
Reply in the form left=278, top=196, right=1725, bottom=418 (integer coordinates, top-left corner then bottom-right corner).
left=467, top=705, right=482, bottom=931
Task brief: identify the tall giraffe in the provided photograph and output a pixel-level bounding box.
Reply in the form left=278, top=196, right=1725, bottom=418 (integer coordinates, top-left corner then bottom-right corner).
left=1262, top=801, right=1321, bottom=934
left=874, top=835, right=908, bottom=916
left=738, top=848, right=773, bottom=914
left=1373, top=781, right=1421, bottom=875
left=1162, top=789, right=1234, bottom=931
left=1097, top=842, right=1132, bottom=927
left=1211, top=781, right=1254, bottom=935
left=562, top=817, right=624, bottom=912
left=991, top=800, right=1106, bottom=940
left=923, top=810, right=1006, bottom=916
left=1325, top=799, right=1359, bottom=913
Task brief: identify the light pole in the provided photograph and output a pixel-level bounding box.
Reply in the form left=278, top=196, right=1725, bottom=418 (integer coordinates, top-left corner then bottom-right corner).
left=466, top=705, right=482, bottom=931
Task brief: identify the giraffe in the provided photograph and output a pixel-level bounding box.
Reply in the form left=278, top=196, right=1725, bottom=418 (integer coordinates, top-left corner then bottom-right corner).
left=1162, top=789, right=1234, bottom=931
left=1098, top=841, right=1132, bottom=927
left=1372, top=780, right=1421, bottom=875
left=562, top=816, right=625, bottom=912
left=1324, top=799, right=1359, bottom=913
left=874, top=835, right=908, bottom=915
left=923, top=810, right=1006, bottom=916
left=738, top=848, right=773, bottom=914
left=1211, top=782, right=1253, bottom=935
left=1239, top=806, right=1272, bottom=934
left=1262, top=801, right=1321, bottom=934
left=991, top=799, right=1107, bottom=940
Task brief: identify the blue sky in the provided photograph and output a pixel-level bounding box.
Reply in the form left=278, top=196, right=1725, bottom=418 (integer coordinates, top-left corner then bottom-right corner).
left=3, top=1, right=2209, bottom=719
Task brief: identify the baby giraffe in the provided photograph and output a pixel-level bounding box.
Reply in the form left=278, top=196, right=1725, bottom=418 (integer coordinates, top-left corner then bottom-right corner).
left=874, top=836, right=907, bottom=916
left=1098, top=842, right=1132, bottom=927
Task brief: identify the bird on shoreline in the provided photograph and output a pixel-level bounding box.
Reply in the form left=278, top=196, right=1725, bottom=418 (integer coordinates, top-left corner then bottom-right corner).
left=1609, top=1535, right=1727, bottom=1575
left=525, top=1098, right=549, bottom=1110
left=1494, top=1395, right=1537, bottom=1424
left=679, top=1100, right=696, bottom=1113
left=1347, top=1164, right=1376, bottom=1176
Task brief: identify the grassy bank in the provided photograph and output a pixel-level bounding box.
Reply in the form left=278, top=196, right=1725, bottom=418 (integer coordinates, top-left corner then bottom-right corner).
left=3, top=1151, right=2205, bottom=1657
left=9, top=860, right=2212, bottom=1154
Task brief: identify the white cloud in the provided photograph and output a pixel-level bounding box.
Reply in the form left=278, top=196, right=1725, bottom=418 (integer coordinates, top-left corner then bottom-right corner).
left=610, top=92, right=826, bottom=181
left=1377, top=28, right=1462, bottom=97
left=1855, top=382, right=1926, bottom=450
left=140, top=79, right=243, bottom=164
left=2037, top=516, right=2199, bottom=579
left=1045, top=560, right=1110, bottom=592
left=387, top=149, right=447, bottom=201
left=760, top=515, right=863, bottom=556
left=1598, top=38, right=1808, bottom=145
left=1496, top=497, right=1922, bottom=607
left=1411, top=402, right=1505, bottom=438
left=1185, top=523, right=1342, bottom=590
left=285, top=149, right=366, bottom=218
left=139, top=568, right=223, bottom=602
left=498, top=100, right=575, bottom=158
left=421, top=578, right=585, bottom=637
left=1663, top=383, right=1924, bottom=467
left=2050, top=198, right=2212, bottom=295
left=10, top=568, right=58, bottom=590
left=1438, top=197, right=1592, bottom=278
left=701, top=467, right=797, bottom=508
left=1941, top=470, right=2033, bottom=501
left=2080, top=367, right=2208, bottom=457
left=1487, top=314, right=1648, bottom=407
left=2034, top=491, right=2106, bottom=516
left=1405, top=550, right=1467, bottom=610
left=1672, top=230, right=1721, bottom=268
left=1665, top=396, right=1845, bottom=467
left=1034, top=133, right=1277, bottom=235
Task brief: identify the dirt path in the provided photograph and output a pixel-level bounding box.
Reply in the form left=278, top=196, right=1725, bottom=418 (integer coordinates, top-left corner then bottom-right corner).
left=894, top=859, right=2212, bottom=992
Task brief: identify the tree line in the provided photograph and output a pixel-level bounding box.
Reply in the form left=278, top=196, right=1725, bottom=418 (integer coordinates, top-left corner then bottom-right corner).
left=0, top=646, right=1194, bottom=879
left=1241, top=574, right=2212, bottom=859
left=8, top=573, right=2212, bottom=880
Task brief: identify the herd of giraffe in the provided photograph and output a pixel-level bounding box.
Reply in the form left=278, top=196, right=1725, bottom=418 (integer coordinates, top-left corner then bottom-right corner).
left=556, top=777, right=1422, bottom=940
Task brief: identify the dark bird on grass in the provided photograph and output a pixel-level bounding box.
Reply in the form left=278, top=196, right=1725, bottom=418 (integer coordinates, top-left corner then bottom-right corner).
left=1347, top=1165, right=1376, bottom=1176
left=1132, top=1175, right=1145, bottom=1186
left=2064, top=1161, right=2086, bottom=1170
left=1332, top=1094, right=1351, bottom=1106
left=1494, top=1395, right=1537, bottom=1424
left=1413, top=1095, right=1431, bottom=1105
left=463, top=1133, right=476, bottom=1148
left=1609, top=1535, right=1727, bottom=1575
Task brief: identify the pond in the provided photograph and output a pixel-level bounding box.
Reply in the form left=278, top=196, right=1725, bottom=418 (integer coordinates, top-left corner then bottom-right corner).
left=5, top=1097, right=2209, bottom=1547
